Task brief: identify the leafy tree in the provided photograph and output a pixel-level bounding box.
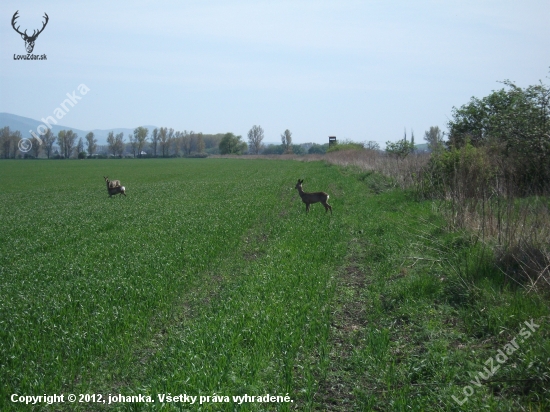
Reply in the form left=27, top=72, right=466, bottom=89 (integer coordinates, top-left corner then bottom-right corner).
left=219, top=133, right=247, bottom=155
left=159, top=127, right=168, bottom=157
left=167, top=128, right=174, bottom=156
left=151, top=128, right=159, bottom=157
left=424, top=126, right=444, bottom=153
left=128, top=133, right=137, bottom=157
left=385, top=130, right=415, bottom=160
left=30, top=135, right=42, bottom=158
left=447, top=77, right=550, bottom=193
left=133, top=127, right=148, bottom=157
left=85, top=132, right=97, bottom=156
left=76, top=137, right=84, bottom=156
left=115, top=132, right=125, bottom=156
left=106, top=132, right=115, bottom=156
left=1, top=126, right=12, bottom=158
left=281, top=129, right=293, bottom=153
left=182, top=131, right=191, bottom=156
left=308, top=143, right=329, bottom=154
left=291, top=144, right=306, bottom=155
left=57, top=130, right=77, bottom=158
left=10, top=130, right=22, bottom=158
left=262, top=144, right=285, bottom=155
left=247, top=125, right=265, bottom=154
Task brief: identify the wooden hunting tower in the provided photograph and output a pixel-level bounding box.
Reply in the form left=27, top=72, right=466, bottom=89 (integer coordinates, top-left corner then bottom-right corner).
left=329, top=136, right=337, bottom=146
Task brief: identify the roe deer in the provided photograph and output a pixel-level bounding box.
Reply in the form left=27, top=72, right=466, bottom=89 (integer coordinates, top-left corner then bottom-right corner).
left=295, top=179, right=332, bottom=214
left=104, top=177, right=126, bottom=197
left=104, top=176, right=121, bottom=189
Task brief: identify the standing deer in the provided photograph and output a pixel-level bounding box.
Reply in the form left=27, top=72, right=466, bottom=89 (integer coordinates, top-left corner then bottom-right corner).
left=104, top=177, right=126, bottom=197
left=295, top=179, right=332, bottom=214
left=104, top=176, right=121, bottom=189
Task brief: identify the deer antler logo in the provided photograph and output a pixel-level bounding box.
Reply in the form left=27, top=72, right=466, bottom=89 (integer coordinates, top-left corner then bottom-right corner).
left=11, top=10, right=49, bottom=53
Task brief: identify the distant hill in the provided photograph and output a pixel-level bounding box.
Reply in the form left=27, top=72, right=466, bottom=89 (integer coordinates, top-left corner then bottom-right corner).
left=0, top=113, right=157, bottom=145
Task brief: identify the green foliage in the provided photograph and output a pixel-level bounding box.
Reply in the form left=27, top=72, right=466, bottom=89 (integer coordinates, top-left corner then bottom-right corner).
left=308, top=143, right=329, bottom=154
left=219, top=132, right=247, bottom=154
left=385, top=136, right=415, bottom=159
left=77, top=151, right=87, bottom=159
left=424, top=126, right=445, bottom=153
left=262, top=144, right=285, bottom=155
left=447, top=78, right=550, bottom=193
left=326, top=139, right=365, bottom=153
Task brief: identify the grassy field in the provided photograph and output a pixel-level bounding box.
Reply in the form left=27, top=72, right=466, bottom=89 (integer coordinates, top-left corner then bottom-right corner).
left=0, top=158, right=548, bottom=411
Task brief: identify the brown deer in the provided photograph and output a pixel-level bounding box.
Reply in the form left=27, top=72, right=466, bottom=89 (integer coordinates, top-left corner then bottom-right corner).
left=104, top=177, right=126, bottom=197
left=295, top=179, right=332, bottom=214
left=104, top=176, right=121, bottom=189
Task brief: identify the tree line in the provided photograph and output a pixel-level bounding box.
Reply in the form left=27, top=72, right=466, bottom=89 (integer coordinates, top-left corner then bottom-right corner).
left=0, top=124, right=340, bottom=158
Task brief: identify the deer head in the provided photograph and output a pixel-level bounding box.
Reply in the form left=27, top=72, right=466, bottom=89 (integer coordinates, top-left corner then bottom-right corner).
left=11, top=11, right=49, bottom=53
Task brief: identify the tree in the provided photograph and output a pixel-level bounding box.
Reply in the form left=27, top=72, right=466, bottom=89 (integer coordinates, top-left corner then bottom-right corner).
left=196, top=132, right=205, bottom=153
left=173, top=131, right=182, bottom=156
left=57, top=130, right=77, bottom=158
left=10, top=130, right=22, bottom=158
left=365, top=141, right=380, bottom=151
left=115, top=132, right=125, bottom=156
left=385, top=129, right=415, bottom=160
left=76, top=137, right=84, bottom=158
left=85, top=132, right=97, bottom=156
left=167, top=128, right=174, bottom=157
left=133, top=127, right=148, bottom=157
left=159, top=127, right=168, bottom=157
left=447, top=77, right=550, bottom=193
left=107, top=132, right=115, bottom=156
left=30, top=134, right=43, bottom=158
left=181, top=131, right=191, bottom=156
left=308, top=143, right=329, bottom=154
left=128, top=133, right=137, bottom=157
left=219, top=133, right=247, bottom=155
left=42, top=128, right=55, bottom=159
left=1, top=126, right=11, bottom=158
left=281, top=129, right=293, bottom=154
left=57, top=130, right=66, bottom=157
left=424, top=126, right=444, bottom=154
left=247, top=125, right=264, bottom=154
left=151, top=128, right=159, bottom=157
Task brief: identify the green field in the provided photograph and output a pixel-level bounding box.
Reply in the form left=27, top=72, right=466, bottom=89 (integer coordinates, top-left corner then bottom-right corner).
left=1, top=159, right=548, bottom=411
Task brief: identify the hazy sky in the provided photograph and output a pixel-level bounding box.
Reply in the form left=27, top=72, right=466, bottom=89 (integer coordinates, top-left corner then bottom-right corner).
left=1, top=0, right=549, bottom=145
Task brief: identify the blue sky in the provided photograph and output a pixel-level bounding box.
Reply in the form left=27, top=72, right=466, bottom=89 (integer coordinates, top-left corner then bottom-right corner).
left=1, top=0, right=549, bottom=145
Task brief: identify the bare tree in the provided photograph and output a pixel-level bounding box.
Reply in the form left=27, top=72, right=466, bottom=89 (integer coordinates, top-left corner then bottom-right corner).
left=365, top=141, right=380, bottom=151
left=247, top=125, right=264, bottom=154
